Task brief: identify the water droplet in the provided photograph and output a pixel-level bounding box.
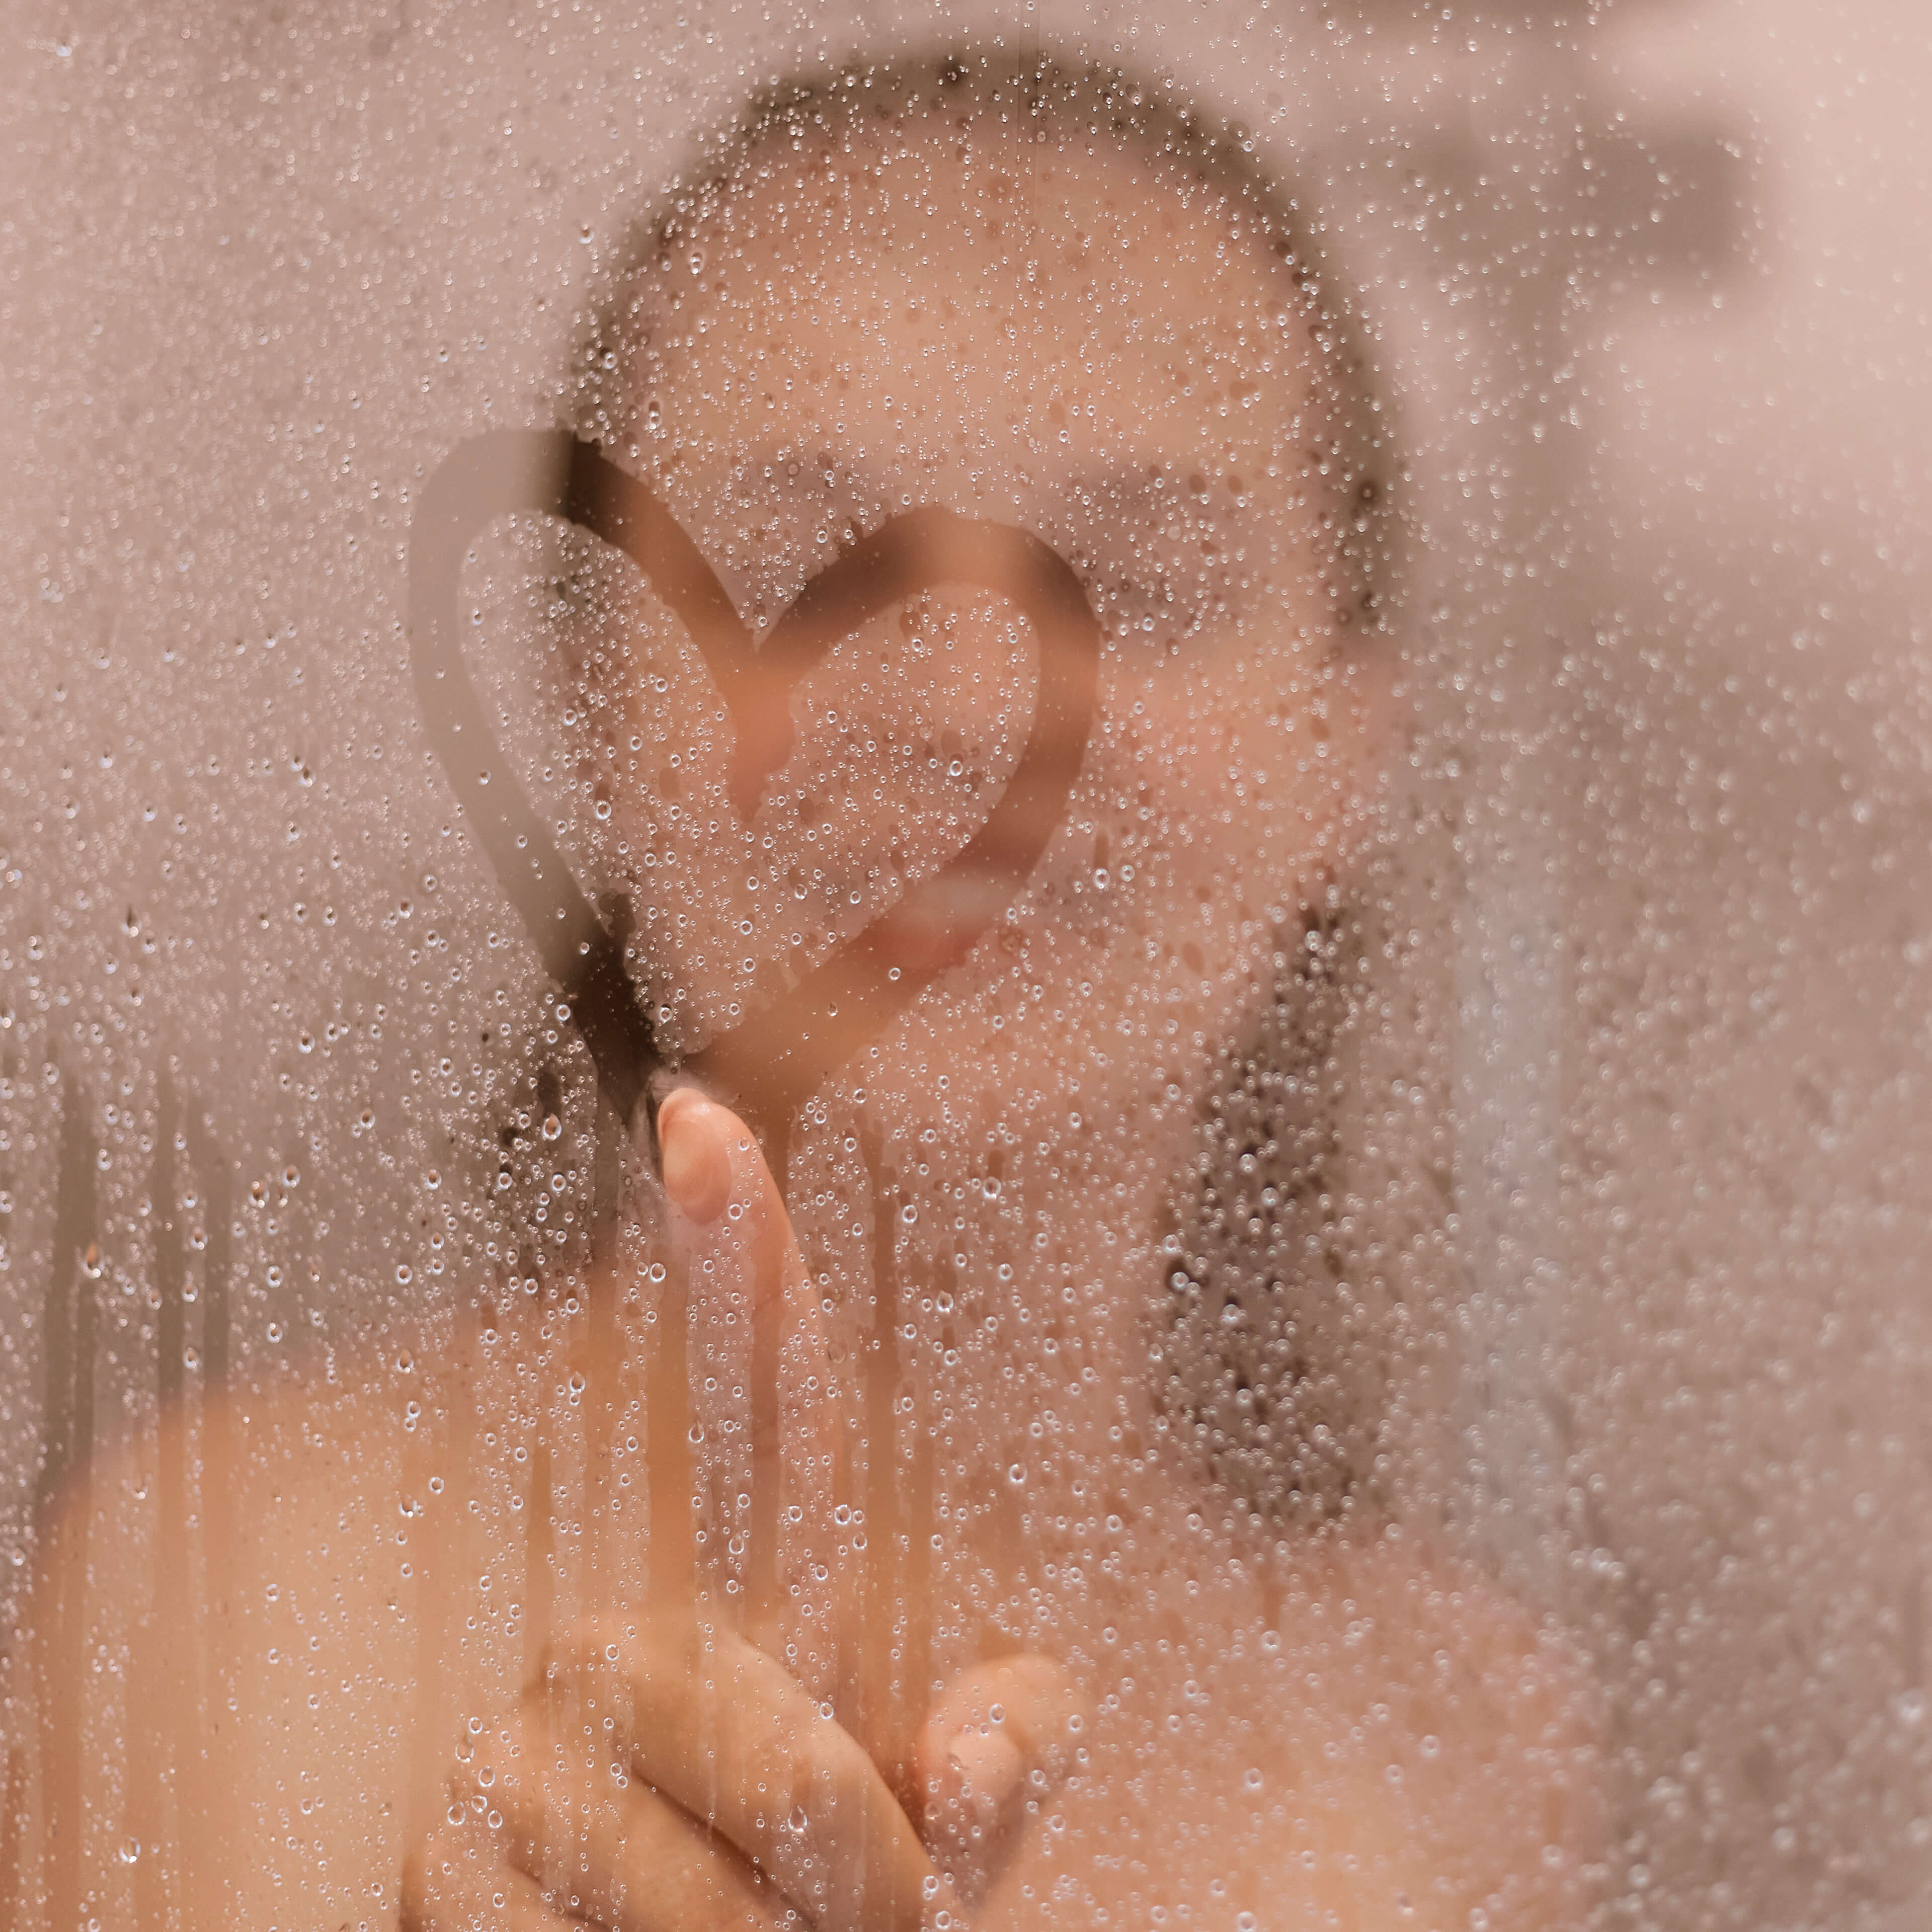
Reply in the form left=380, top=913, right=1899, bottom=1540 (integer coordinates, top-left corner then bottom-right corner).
left=542, top=1113, right=562, bottom=1141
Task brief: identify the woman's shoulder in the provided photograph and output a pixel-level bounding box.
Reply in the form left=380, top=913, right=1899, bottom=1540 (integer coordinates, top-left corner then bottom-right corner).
left=10, top=1336, right=511, bottom=1927
left=986, top=1524, right=1602, bottom=1932
left=33, top=1350, right=439, bottom=1599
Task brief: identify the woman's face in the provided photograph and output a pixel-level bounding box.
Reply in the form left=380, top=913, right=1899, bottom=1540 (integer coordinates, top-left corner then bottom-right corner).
left=608, top=107, right=1384, bottom=1161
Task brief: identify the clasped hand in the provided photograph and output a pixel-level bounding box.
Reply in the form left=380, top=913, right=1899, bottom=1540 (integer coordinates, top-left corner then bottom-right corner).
left=401, top=1091, right=1085, bottom=1930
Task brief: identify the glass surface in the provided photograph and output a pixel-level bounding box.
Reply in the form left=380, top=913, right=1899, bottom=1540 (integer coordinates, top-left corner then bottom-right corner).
left=2, top=5, right=1927, bottom=1927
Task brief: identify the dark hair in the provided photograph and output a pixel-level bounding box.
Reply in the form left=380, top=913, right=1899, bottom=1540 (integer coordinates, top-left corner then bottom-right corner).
left=1156, top=913, right=1382, bottom=1526
left=570, top=44, right=1399, bottom=637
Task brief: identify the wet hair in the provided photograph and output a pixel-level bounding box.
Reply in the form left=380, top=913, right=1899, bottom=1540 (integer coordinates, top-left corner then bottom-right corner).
left=572, top=45, right=1399, bottom=636
left=1156, top=914, right=1382, bottom=1526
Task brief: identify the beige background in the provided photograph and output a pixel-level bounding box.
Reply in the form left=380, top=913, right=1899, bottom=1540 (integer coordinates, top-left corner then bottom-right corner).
left=2, top=0, right=1928, bottom=1922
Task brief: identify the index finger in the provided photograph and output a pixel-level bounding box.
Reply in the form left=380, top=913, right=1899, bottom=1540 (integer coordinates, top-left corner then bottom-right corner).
left=658, top=1088, right=841, bottom=1690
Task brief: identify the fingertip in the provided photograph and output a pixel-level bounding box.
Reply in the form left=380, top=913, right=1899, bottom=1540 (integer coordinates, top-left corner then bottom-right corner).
left=659, top=1087, right=733, bottom=1225
left=944, top=1727, right=1025, bottom=1818
left=1007, top=1658, right=1093, bottom=1764
left=917, top=1656, right=1090, bottom=1808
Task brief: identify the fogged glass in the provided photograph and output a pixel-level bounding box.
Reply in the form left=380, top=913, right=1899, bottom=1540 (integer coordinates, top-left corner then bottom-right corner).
left=2, top=7, right=1925, bottom=1929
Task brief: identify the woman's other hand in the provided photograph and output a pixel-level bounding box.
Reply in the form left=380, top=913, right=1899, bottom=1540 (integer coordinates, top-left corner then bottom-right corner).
left=403, top=1604, right=939, bottom=1931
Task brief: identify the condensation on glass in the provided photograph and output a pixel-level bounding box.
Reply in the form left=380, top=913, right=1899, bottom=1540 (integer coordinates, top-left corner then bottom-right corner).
left=2, top=4, right=1928, bottom=1929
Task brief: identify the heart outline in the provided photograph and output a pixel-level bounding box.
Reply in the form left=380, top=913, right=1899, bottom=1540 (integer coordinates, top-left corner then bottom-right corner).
left=409, top=429, right=1100, bottom=1173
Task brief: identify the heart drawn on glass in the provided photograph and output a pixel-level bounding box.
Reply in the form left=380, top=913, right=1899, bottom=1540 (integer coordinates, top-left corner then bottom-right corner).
left=409, top=430, right=1100, bottom=1178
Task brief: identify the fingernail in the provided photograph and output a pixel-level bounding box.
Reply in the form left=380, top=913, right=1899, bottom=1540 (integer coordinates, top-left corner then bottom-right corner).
left=945, top=1728, right=1024, bottom=1816
left=659, top=1089, right=732, bottom=1224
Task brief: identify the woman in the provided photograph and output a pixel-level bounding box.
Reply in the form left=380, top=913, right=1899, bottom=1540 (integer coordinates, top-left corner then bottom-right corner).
left=15, top=50, right=1599, bottom=1931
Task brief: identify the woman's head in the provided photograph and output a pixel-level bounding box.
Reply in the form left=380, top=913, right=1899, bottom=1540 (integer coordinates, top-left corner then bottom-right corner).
left=570, top=49, right=1396, bottom=1163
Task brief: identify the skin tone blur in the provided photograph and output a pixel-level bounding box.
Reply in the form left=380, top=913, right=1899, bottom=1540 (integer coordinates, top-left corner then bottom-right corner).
left=11, top=106, right=1600, bottom=1930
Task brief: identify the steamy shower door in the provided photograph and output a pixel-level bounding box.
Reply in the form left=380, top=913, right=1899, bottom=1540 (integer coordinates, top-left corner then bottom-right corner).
left=3, top=5, right=1928, bottom=1929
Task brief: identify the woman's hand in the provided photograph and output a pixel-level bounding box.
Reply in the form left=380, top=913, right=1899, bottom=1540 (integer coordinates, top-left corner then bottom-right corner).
left=401, top=1093, right=1086, bottom=1929
left=403, top=1602, right=943, bottom=1930
left=403, top=1609, right=1085, bottom=1931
